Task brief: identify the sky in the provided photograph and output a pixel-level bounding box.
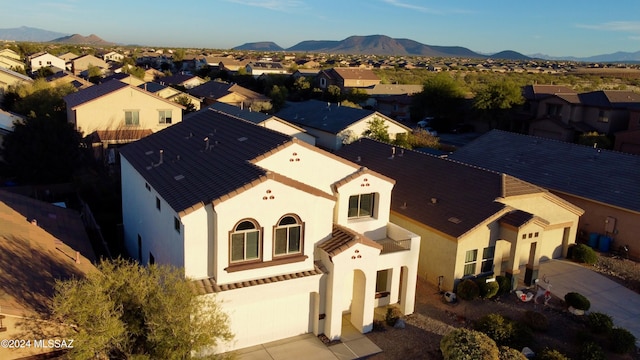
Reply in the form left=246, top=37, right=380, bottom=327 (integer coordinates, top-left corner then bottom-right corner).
left=4, top=0, right=640, bottom=58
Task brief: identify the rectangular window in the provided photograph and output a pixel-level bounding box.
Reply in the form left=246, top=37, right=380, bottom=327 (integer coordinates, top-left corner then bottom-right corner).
left=376, top=270, right=389, bottom=293
left=174, top=217, right=180, bottom=233
left=348, top=193, right=375, bottom=218
left=481, top=246, right=495, bottom=273
left=156, top=197, right=160, bottom=211
left=463, top=249, right=478, bottom=276
left=158, top=110, right=172, bottom=124
left=125, top=110, right=140, bottom=126
left=598, top=110, right=609, bottom=123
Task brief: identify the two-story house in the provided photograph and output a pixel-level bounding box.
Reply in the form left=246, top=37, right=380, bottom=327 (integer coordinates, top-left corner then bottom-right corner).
left=245, top=61, right=287, bottom=77
left=614, top=108, right=640, bottom=154
left=317, top=67, right=381, bottom=91
left=118, top=109, right=421, bottom=353
left=68, top=54, right=109, bottom=76
left=64, top=80, right=184, bottom=159
left=29, top=52, right=66, bottom=73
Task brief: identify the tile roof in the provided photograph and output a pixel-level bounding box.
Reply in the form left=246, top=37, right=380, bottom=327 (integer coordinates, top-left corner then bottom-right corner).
left=203, top=101, right=273, bottom=124
left=118, top=109, right=294, bottom=214
left=336, top=139, right=545, bottom=238
left=0, top=66, right=34, bottom=82
left=157, top=73, right=203, bottom=86
left=192, top=263, right=325, bottom=294
left=522, top=85, right=576, bottom=101
left=187, top=81, right=266, bottom=101
left=499, top=210, right=535, bottom=228
left=578, top=90, right=640, bottom=109
left=450, top=130, right=640, bottom=213
left=138, top=81, right=167, bottom=93
left=276, top=100, right=377, bottom=134
left=317, top=224, right=382, bottom=256
left=88, top=129, right=153, bottom=142
left=364, top=84, right=423, bottom=96
left=64, top=79, right=129, bottom=109
left=331, top=67, right=380, bottom=81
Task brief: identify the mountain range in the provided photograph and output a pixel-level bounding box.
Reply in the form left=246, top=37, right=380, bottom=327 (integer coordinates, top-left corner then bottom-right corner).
left=1, top=27, right=639, bottom=62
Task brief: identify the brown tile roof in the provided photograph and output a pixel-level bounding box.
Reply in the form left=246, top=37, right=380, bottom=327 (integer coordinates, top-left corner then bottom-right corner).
left=499, top=210, right=534, bottom=228
left=331, top=67, right=380, bottom=81
left=118, top=109, right=296, bottom=214
left=187, top=81, right=269, bottom=102
left=89, top=129, right=153, bottom=142
left=450, top=130, right=640, bottom=213
left=522, top=85, right=576, bottom=101
left=192, top=263, right=325, bottom=294
left=317, top=224, right=382, bottom=257
left=336, top=139, right=540, bottom=238
left=578, top=90, right=640, bottom=109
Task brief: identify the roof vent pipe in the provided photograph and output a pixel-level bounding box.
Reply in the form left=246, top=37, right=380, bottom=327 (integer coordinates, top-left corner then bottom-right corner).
left=204, top=137, right=210, bottom=151
left=158, top=149, right=163, bottom=165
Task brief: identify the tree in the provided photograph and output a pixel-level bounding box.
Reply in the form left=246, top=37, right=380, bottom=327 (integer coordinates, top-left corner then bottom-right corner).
left=173, top=95, right=197, bottom=113
left=326, top=84, right=342, bottom=102
left=411, top=73, right=466, bottom=129
left=345, top=88, right=369, bottom=105
left=87, top=64, right=103, bottom=84
left=3, top=79, right=77, bottom=121
left=48, top=258, right=232, bottom=359
left=440, top=328, right=499, bottom=360
left=0, top=116, right=83, bottom=184
left=123, top=65, right=146, bottom=80
left=362, top=117, right=390, bottom=142
left=269, top=85, right=288, bottom=111
left=473, top=78, right=524, bottom=130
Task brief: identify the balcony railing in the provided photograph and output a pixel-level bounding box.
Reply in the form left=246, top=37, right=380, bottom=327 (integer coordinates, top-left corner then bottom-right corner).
left=376, top=238, right=411, bottom=254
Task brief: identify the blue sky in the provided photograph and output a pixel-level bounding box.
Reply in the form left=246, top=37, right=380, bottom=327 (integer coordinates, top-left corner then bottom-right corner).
left=4, top=0, right=640, bottom=57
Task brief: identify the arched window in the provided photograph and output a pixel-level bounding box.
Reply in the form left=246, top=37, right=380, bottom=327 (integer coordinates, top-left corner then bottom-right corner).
left=230, top=219, right=261, bottom=263
left=274, top=215, right=302, bottom=256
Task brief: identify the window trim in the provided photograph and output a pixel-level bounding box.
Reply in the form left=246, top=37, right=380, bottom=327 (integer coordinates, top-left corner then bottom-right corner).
left=125, top=110, right=140, bottom=126
left=229, top=219, right=262, bottom=264
left=273, top=214, right=304, bottom=258
left=348, top=193, right=376, bottom=219
left=463, top=249, right=478, bottom=276
left=158, top=109, right=173, bottom=124
left=481, top=246, right=495, bottom=273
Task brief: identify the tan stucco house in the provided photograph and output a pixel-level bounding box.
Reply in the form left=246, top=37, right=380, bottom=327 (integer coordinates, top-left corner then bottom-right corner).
left=187, top=80, right=271, bottom=108
left=0, top=67, right=33, bottom=101
left=451, top=130, right=640, bottom=260
left=139, top=82, right=202, bottom=111
left=69, top=54, right=109, bottom=76
left=119, top=109, right=421, bottom=353
left=337, top=139, right=583, bottom=291
left=317, top=67, right=381, bottom=91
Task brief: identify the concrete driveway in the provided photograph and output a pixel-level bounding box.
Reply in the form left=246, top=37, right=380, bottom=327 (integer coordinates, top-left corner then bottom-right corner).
left=536, top=259, right=640, bottom=345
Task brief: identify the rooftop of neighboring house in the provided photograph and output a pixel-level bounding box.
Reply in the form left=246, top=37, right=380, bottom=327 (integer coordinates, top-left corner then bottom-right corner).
left=0, top=66, right=34, bottom=82
left=364, top=84, right=423, bottom=96
left=0, top=190, right=96, bottom=315
left=450, top=129, right=640, bottom=213
left=522, top=84, right=576, bottom=101
left=156, top=73, right=204, bottom=86
left=46, top=71, right=93, bottom=90
left=187, top=80, right=268, bottom=101
left=276, top=99, right=379, bottom=134
left=249, top=61, right=285, bottom=69
left=335, top=138, right=549, bottom=238
left=138, top=81, right=168, bottom=93
left=200, top=101, right=274, bottom=124
left=119, top=109, right=295, bottom=214
left=329, top=67, right=380, bottom=81
left=578, top=90, right=640, bottom=109
left=64, top=79, right=129, bottom=109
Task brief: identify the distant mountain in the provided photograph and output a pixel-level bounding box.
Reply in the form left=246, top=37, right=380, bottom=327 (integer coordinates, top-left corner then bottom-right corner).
left=50, top=33, right=114, bottom=46
left=237, top=35, right=530, bottom=60
left=234, top=41, right=283, bottom=51
left=490, top=50, right=532, bottom=61
left=530, top=50, right=640, bottom=63
left=0, top=26, right=68, bottom=42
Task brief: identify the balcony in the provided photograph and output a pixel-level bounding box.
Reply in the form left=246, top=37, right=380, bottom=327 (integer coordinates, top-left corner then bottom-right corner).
left=375, top=222, right=416, bottom=254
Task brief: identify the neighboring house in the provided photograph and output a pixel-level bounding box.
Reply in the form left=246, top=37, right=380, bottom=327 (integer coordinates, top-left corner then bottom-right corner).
left=275, top=100, right=411, bottom=151
left=187, top=80, right=270, bottom=108
left=0, top=48, right=21, bottom=61
left=337, top=139, right=584, bottom=291
left=58, top=52, right=78, bottom=62
left=63, top=80, right=184, bottom=157
left=0, top=67, right=33, bottom=101
left=291, top=68, right=320, bottom=79
left=28, top=52, right=66, bottom=72
left=103, top=51, right=124, bottom=62
left=143, top=68, right=164, bottom=82
left=372, top=94, right=414, bottom=122
left=0, top=54, right=25, bottom=71
left=102, top=72, right=145, bottom=86
left=46, top=71, right=93, bottom=90
left=614, top=108, right=640, bottom=154
left=202, top=101, right=315, bottom=145
left=218, top=59, right=250, bottom=73
left=156, top=73, right=206, bottom=89
left=245, top=61, right=287, bottom=76
left=317, top=67, right=381, bottom=91
left=119, top=110, right=421, bottom=353
left=139, top=82, right=202, bottom=111
left=450, top=130, right=640, bottom=260
left=69, top=54, right=109, bottom=76
left=0, top=109, right=24, bottom=161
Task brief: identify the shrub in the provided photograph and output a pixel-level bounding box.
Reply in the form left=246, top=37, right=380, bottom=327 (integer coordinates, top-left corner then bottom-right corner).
left=456, top=278, right=480, bottom=300
left=372, top=319, right=386, bottom=332
left=609, top=327, right=637, bottom=354
left=478, top=280, right=500, bottom=299
left=522, top=310, right=549, bottom=332
left=495, top=275, right=512, bottom=296
left=538, top=348, right=570, bottom=360
left=564, top=292, right=591, bottom=311
left=572, top=243, right=598, bottom=265
left=587, top=312, right=613, bottom=334
left=580, top=341, right=605, bottom=360
left=440, top=328, right=499, bottom=360
left=498, top=346, right=527, bottom=360
left=474, top=314, right=513, bottom=345
left=384, top=307, right=402, bottom=326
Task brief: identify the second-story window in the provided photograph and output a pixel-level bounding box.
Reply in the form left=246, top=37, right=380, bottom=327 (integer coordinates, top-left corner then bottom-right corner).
left=348, top=193, right=375, bottom=219
left=125, top=110, right=140, bottom=126
left=274, top=215, right=302, bottom=256
left=158, top=110, right=172, bottom=124
left=230, top=219, right=261, bottom=263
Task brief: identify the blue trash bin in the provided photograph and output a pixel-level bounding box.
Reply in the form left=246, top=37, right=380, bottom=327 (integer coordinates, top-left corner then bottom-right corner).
left=598, top=235, right=612, bottom=253
left=588, top=233, right=599, bottom=248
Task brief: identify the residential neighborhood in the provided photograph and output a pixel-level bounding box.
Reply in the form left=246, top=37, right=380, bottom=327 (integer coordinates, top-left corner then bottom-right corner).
left=1, top=36, right=640, bottom=360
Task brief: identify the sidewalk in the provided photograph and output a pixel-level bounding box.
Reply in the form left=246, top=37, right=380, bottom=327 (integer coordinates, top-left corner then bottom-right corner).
left=536, top=259, right=640, bottom=345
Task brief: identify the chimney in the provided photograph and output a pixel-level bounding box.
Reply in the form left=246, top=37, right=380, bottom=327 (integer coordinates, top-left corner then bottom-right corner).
left=389, top=146, right=395, bottom=159
left=75, top=251, right=81, bottom=264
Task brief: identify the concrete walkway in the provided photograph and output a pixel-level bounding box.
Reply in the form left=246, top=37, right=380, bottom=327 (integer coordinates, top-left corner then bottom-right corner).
left=233, top=318, right=381, bottom=360
left=535, top=259, right=640, bottom=345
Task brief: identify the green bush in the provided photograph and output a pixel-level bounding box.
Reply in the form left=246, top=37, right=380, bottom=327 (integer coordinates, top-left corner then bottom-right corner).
left=495, top=275, right=512, bottom=296
left=498, top=346, right=527, bottom=360
left=587, top=312, right=613, bottom=334
left=477, top=280, right=500, bottom=299
left=522, top=310, right=549, bottom=332
left=474, top=313, right=532, bottom=349
left=440, top=328, right=499, bottom=360
left=564, top=292, right=591, bottom=311
left=384, top=307, right=402, bottom=326
left=538, top=348, right=570, bottom=360
left=609, top=327, right=637, bottom=354
left=572, top=243, right=598, bottom=265
left=580, top=341, right=605, bottom=360
left=456, top=278, right=480, bottom=300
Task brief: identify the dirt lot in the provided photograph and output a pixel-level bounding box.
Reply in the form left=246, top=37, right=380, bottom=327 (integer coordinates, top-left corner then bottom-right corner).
left=365, top=273, right=640, bottom=360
